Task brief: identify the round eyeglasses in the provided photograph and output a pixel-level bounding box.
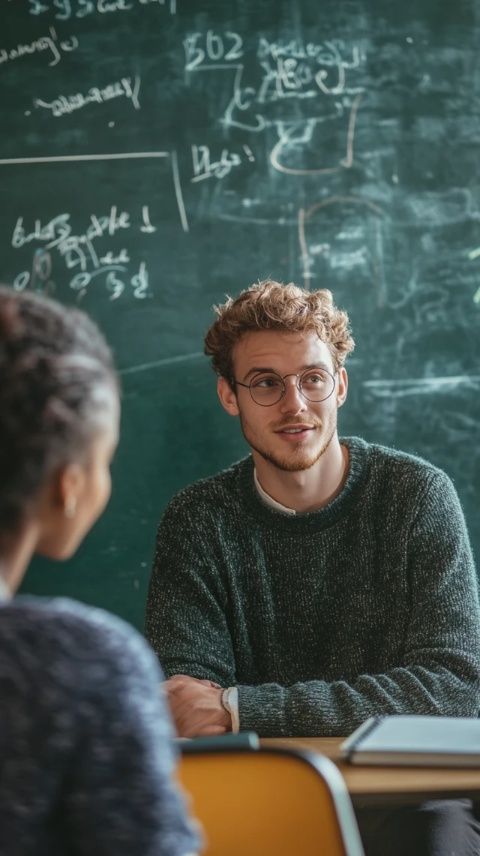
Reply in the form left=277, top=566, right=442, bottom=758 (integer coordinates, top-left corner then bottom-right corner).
left=233, top=367, right=336, bottom=407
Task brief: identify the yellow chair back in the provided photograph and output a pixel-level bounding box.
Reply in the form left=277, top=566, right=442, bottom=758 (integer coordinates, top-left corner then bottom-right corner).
left=179, top=745, right=365, bottom=856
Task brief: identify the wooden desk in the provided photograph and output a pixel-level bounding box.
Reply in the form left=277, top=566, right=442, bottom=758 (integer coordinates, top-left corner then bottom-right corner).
left=262, top=737, right=480, bottom=807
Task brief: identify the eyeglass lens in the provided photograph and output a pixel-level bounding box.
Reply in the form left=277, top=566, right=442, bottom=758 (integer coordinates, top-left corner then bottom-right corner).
left=249, top=368, right=335, bottom=405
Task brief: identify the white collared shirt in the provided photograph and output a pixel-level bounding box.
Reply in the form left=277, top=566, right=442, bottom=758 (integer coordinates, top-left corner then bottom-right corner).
left=253, top=469, right=297, bottom=515
left=0, top=575, right=12, bottom=601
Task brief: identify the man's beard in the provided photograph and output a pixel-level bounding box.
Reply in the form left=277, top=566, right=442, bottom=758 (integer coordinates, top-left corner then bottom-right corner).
left=239, top=413, right=337, bottom=473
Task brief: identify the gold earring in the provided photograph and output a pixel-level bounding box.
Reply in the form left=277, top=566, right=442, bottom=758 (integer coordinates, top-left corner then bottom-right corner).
left=64, top=496, right=77, bottom=519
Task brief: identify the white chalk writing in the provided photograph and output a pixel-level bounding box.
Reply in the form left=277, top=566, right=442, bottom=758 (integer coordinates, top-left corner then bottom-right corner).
left=191, top=143, right=254, bottom=182
left=28, top=0, right=176, bottom=19
left=0, top=26, right=78, bottom=68
left=0, top=152, right=188, bottom=233
left=184, top=31, right=244, bottom=71
left=184, top=33, right=365, bottom=177
left=297, top=196, right=387, bottom=293
left=11, top=206, right=156, bottom=301
left=33, top=75, right=141, bottom=117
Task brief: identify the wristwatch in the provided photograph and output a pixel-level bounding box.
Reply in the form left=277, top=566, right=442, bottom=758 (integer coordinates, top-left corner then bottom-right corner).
left=220, top=686, right=239, bottom=732
left=221, top=687, right=234, bottom=717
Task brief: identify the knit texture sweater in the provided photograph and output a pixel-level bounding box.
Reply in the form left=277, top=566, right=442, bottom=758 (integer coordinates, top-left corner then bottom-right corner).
left=0, top=596, right=199, bottom=855
left=145, top=437, right=480, bottom=737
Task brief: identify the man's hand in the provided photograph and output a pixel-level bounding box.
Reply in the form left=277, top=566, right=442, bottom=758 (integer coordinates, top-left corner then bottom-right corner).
left=164, top=674, right=231, bottom=738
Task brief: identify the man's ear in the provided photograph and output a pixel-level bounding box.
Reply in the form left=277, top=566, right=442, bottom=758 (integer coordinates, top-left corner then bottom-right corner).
left=336, top=367, right=348, bottom=408
left=217, top=376, right=240, bottom=416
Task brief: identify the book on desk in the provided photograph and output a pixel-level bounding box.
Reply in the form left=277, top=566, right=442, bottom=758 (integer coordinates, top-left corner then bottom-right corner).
left=340, top=715, right=480, bottom=767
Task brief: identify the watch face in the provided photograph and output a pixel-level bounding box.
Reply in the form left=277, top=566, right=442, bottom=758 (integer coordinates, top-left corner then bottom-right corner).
left=222, top=688, right=231, bottom=711
left=223, top=688, right=236, bottom=715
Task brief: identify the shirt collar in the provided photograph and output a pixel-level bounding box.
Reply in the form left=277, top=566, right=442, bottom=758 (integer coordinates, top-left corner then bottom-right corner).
left=0, top=575, right=12, bottom=602
left=253, top=469, right=297, bottom=516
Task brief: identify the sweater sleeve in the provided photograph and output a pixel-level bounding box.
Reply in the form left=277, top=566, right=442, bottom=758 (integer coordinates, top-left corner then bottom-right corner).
left=237, top=471, right=480, bottom=736
left=145, top=498, right=237, bottom=686
left=63, top=618, right=201, bottom=856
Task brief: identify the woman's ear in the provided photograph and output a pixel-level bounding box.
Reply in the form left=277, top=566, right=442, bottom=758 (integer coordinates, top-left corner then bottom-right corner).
left=34, top=461, right=89, bottom=561
left=53, top=462, right=87, bottom=516
left=217, top=376, right=240, bottom=417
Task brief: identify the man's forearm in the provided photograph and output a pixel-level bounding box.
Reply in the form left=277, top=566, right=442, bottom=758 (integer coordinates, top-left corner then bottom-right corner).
left=237, top=660, right=480, bottom=737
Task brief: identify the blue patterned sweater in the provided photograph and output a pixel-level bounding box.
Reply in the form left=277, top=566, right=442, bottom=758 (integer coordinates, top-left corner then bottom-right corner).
left=0, top=596, right=199, bottom=855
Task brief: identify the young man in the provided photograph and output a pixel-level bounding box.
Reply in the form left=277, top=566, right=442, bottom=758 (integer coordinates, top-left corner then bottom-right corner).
left=146, top=281, right=480, bottom=855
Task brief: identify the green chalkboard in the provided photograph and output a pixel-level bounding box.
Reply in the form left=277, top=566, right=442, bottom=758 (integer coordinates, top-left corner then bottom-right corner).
left=2, top=0, right=479, bottom=628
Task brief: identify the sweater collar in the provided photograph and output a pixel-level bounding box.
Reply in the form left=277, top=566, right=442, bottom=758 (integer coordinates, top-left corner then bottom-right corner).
left=239, top=437, right=371, bottom=531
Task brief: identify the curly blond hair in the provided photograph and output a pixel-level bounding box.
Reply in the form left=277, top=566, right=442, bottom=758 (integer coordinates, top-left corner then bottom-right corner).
left=204, top=280, right=355, bottom=380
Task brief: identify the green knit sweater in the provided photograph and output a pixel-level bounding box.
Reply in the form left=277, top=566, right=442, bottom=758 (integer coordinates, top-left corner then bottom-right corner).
left=145, top=437, right=480, bottom=737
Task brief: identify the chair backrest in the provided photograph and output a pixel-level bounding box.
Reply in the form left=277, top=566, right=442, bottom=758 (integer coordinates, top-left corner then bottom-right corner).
left=179, top=745, right=365, bottom=856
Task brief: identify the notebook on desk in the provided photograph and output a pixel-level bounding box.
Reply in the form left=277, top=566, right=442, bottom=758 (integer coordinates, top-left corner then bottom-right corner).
left=341, top=715, right=480, bottom=767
